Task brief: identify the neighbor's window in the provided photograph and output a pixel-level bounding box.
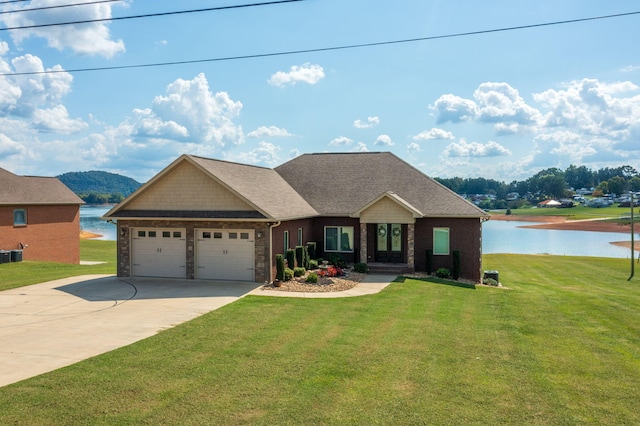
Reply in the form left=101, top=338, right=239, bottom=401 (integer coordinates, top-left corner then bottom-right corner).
left=13, top=209, right=27, bottom=226
left=297, top=228, right=303, bottom=246
left=283, top=230, right=289, bottom=252
left=433, top=228, right=450, bottom=255
left=325, top=226, right=354, bottom=252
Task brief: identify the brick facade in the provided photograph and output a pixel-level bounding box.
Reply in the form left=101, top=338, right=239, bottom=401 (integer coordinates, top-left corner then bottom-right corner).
left=0, top=205, right=80, bottom=264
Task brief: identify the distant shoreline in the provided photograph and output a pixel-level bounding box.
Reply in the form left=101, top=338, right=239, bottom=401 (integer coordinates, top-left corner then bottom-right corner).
left=491, top=214, right=639, bottom=252
left=80, top=230, right=103, bottom=239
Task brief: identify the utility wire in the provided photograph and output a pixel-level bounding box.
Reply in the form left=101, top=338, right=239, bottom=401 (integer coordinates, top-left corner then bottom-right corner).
left=0, top=0, right=305, bottom=31
left=0, top=0, right=29, bottom=5
left=1, top=9, right=639, bottom=77
left=0, top=0, right=123, bottom=16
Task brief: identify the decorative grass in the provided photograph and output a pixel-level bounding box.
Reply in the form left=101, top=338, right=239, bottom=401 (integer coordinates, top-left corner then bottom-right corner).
left=0, top=254, right=639, bottom=424
left=0, top=240, right=115, bottom=291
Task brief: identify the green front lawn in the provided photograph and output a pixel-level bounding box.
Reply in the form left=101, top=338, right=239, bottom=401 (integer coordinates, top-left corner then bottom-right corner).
left=0, top=240, right=115, bottom=291
left=1, top=254, right=639, bottom=424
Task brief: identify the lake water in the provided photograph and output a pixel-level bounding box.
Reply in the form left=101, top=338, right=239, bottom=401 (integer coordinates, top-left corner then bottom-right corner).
left=482, top=219, right=635, bottom=258
left=80, top=205, right=117, bottom=241
left=80, top=206, right=637, bottom=258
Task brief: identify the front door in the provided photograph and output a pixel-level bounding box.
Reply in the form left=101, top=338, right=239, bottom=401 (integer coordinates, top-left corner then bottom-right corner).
left=375, top=223, right=404, bottom=263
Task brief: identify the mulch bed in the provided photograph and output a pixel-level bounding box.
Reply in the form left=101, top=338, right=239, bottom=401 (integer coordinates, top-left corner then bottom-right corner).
left=262, top=271, right=366, bottom=293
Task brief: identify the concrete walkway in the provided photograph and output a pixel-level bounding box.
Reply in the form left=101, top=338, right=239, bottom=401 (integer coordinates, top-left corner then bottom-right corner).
left=0, top=274, right=396, bottom=387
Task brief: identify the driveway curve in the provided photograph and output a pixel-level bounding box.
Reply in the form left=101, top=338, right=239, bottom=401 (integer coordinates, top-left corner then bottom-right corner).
left=0, top=275, right=261, bottom=387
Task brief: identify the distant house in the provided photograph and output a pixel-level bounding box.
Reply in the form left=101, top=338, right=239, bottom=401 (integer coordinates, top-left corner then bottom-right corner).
left=104, top=152, right=490, bottom=283
left=506, top=192, right=520, bottom=201
left=537, top=199, right=561, bottom=208
left=0, top=168, right=84, bottom=263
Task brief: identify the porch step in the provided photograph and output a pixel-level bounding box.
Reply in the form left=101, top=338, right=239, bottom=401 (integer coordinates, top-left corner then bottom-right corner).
left=366, top=263, right=414, bottom=275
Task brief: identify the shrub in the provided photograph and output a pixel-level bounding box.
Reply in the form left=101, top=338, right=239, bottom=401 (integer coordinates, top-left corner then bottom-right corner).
left=295, top=246, right=304, bottom=270
left=293, top=267, right=305, bottom=277
left=303, top=245, right=310, bottom=270
left=483, top=277, right=499, bottom=286
left=328, top=253, right=347, bottom=268
left=506, top=208, right=512, bottom=215
left=305, top=272, right=318, bottom=283
left=452, top=250, right=461, bottom=280
left=307, top=242, right=316, bottom=260
left=309, top=259, right=318, bottom=270
left=426, top=249, right=433, bottom=274
left=353, top=262, right=368, bottom=273
left=275, top=254, right=285, bottom=282
left=436, top=267, right=450, bottom=279
left=284, top=268, right=294, bottom=281
left=286, top=249, right=296, bottom=269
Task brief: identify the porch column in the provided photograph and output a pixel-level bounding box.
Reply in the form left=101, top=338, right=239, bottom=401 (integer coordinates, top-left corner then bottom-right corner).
left=360, top=222, right=367, bottom=264
left=407, top=223, right=415, bottom=269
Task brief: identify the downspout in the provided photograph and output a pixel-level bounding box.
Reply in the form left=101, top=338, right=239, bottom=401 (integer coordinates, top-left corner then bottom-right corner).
left=268, top=221, right=281, bottom=283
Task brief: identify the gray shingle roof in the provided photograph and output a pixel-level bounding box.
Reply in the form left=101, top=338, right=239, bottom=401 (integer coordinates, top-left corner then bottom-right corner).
left=188, top=155, right=318, bottom=220
left=0, top=168, right=84, bottom=205
left=275, top=152, right=488, bottom=217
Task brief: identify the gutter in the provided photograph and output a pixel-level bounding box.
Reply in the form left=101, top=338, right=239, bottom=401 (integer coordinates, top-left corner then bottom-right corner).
left=268, top=221, right=281, bottom=283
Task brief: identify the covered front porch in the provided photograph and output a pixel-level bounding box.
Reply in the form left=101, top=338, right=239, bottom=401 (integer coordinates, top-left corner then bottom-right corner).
left=352, top=191, right=421, bottom=273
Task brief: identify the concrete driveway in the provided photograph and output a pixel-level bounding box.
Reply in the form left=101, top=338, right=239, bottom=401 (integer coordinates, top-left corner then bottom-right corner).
left=0, top=275, right=261, bottom=387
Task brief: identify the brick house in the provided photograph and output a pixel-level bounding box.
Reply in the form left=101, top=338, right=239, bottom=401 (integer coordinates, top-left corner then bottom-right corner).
left=0, top=168, right=84, bottom=264
left=104, top=152, right=489, bottom=282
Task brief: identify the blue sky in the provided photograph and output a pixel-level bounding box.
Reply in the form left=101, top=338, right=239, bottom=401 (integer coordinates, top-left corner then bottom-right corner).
left=1, top=0, right=639, bottom=183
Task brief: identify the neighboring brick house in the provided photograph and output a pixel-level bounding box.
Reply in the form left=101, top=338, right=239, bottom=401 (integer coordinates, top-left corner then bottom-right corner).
left=0, top=168, right=84, bottom=264
left=104, top=152, right=489, bottom=283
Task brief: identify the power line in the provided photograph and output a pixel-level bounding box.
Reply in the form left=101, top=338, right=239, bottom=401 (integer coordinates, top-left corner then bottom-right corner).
left=0, top=0, right=29, bottom=5
left=0, top=0, right=305, bottom=31
left=0, top=0, right=123, bottom=16
left=1, top=9, right=639, bottom=77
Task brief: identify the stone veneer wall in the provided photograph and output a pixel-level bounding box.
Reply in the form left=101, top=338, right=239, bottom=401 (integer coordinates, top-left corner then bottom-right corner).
left=117, top=220, right=270, bottom=282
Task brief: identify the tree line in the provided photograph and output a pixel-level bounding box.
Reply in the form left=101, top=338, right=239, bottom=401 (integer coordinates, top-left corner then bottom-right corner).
left=435, top=164, right=640, bottom=209
left=57, top=170, right=141, bottom=204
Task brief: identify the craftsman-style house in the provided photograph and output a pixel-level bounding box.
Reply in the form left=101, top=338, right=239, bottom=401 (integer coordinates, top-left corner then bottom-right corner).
left=104, top=152, right=489, bottom=282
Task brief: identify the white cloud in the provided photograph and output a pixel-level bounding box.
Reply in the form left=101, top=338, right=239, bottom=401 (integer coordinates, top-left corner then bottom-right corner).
left=0, top=132, right=27, bottom=157
left=128, top=73, right=244, bottom=146
left=349, top=142, right=369, bottom=152
left=268, top=63, right=325, bottom=87
left=0, top=52, right=86, bottom=134
left=431, top=94, right=478, bottom=123
left=353, top=116, right=379, bottom=129
left=329, top=136, right=353, bottom=146
left=247, top=125, right=292, bottom=138
left=0, top=1, right=126, bottom=58
left=444, top=139, right=511, bottom=157
left=412, top=128, right=455, bottom=140
left=407, top=142, right=421, bottom=152
left=533, top=78, right=640, bottom=141
left=32, top=105, right=88, bottom=133
left=231, top=142, right=281, bottom=166
left=374, top=134, right=394, bottom=146
left=621, top=65, right=640, bottom=73
left=473, top=82, right=542, bottom=126
left=289, top=148, right=301, bottom=159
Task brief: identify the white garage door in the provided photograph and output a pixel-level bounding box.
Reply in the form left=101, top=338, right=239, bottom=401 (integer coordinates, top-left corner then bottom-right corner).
left=196, top=229, right=255, bottom=281
left=132, top=228, right=186, bottom=278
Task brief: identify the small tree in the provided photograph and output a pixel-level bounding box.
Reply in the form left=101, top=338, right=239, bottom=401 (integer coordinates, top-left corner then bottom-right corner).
left=452, top=250, right=461, bottom=280
left=426, top=249, right=433, bottom=274
left=295, top=246, right=304, bottom=270
left=286, top=249, right=296, bottom=269
left=306, top=242, right=316, bottom=260
left=275, top=254, right=285, bottom=282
